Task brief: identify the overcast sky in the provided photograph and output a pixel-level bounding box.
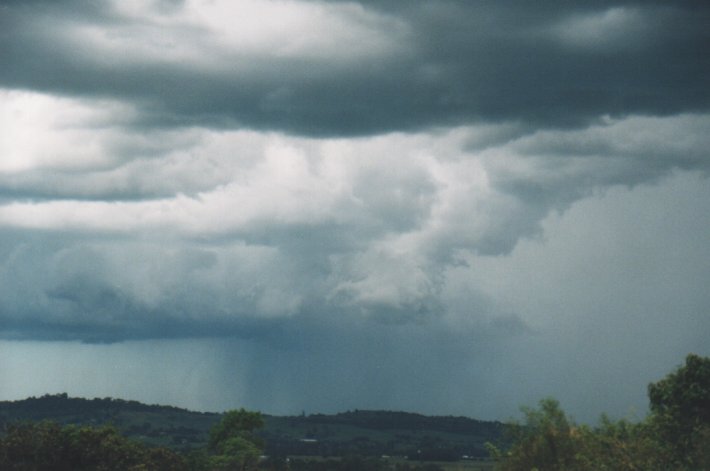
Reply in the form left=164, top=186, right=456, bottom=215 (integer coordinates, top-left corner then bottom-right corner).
left=1, top=0, right=709, bottom=423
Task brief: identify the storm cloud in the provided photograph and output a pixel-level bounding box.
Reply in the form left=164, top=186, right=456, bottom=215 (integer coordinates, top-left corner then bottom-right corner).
left=2, top=1, right=709, bottom=135
left=0, top=0, right=709, bottom=422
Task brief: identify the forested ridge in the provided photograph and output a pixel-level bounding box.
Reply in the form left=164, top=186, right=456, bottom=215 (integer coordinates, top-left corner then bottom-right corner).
left=0, top=396, right=502, bottom=468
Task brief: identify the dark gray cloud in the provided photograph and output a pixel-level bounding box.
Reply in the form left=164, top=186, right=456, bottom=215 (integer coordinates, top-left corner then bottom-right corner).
left=2, top=1, right=708, bottom=136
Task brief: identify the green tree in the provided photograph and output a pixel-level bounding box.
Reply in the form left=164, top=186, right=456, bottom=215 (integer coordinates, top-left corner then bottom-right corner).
left=574, top=415, right=667, bottom=470
left=0, top=421, right=188, bottom=471
left=493, top=354, right=710, bottom=471
left=490, top=400, right=669, bottom=471
left=490, top=398, right=585, bottom=471
left=208, top=408, right=265, bottom=471
left=647, top=353, right=710, bottom=467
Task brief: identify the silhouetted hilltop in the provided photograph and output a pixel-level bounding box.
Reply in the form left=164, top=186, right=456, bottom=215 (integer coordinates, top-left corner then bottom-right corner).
left=0, top=393, right=207, bottom=421
left=0, top=394, right=219, bottom=450
left=0, top=394, right=503, bottom=459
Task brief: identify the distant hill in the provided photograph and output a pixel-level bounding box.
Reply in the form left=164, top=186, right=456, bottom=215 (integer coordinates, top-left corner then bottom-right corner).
left=0, top=394, right=503, bottom=460
left=0, top=393, right=219, bottom=450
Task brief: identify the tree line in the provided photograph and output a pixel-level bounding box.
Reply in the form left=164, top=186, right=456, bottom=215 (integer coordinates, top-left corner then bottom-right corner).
left=0, top=408, right=266, bottom=471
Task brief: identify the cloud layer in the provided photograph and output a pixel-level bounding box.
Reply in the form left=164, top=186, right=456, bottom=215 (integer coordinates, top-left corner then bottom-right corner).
left=3, top=1, right=709, bottom=134
left=1, top=0, right=709, bottom=421
left=3, top=96, right=707, bottom=342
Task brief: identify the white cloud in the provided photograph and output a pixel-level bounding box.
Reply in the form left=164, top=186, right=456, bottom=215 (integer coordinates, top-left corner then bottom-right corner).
left=0, top=89, right=134, bottom=173
left=66, top=0, right=410, bottom=71
left=182, top=0, right=409, bottom=61
left=550, top=7, right=651, bottom=51
left=1, top=78, right=709, bottom=342
left=2, top=108, right=708, bottom=326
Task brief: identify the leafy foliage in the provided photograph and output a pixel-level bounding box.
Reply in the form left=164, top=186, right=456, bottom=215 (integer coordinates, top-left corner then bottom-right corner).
left=207, top=409, right=265, bottom=470
left=488, top=398, right=583, bottom=471
left=493, top=353, right=710, bottom=471
left=647, top=353, right=710, bottom=468
left=0, top=421, right=188, bottom=470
